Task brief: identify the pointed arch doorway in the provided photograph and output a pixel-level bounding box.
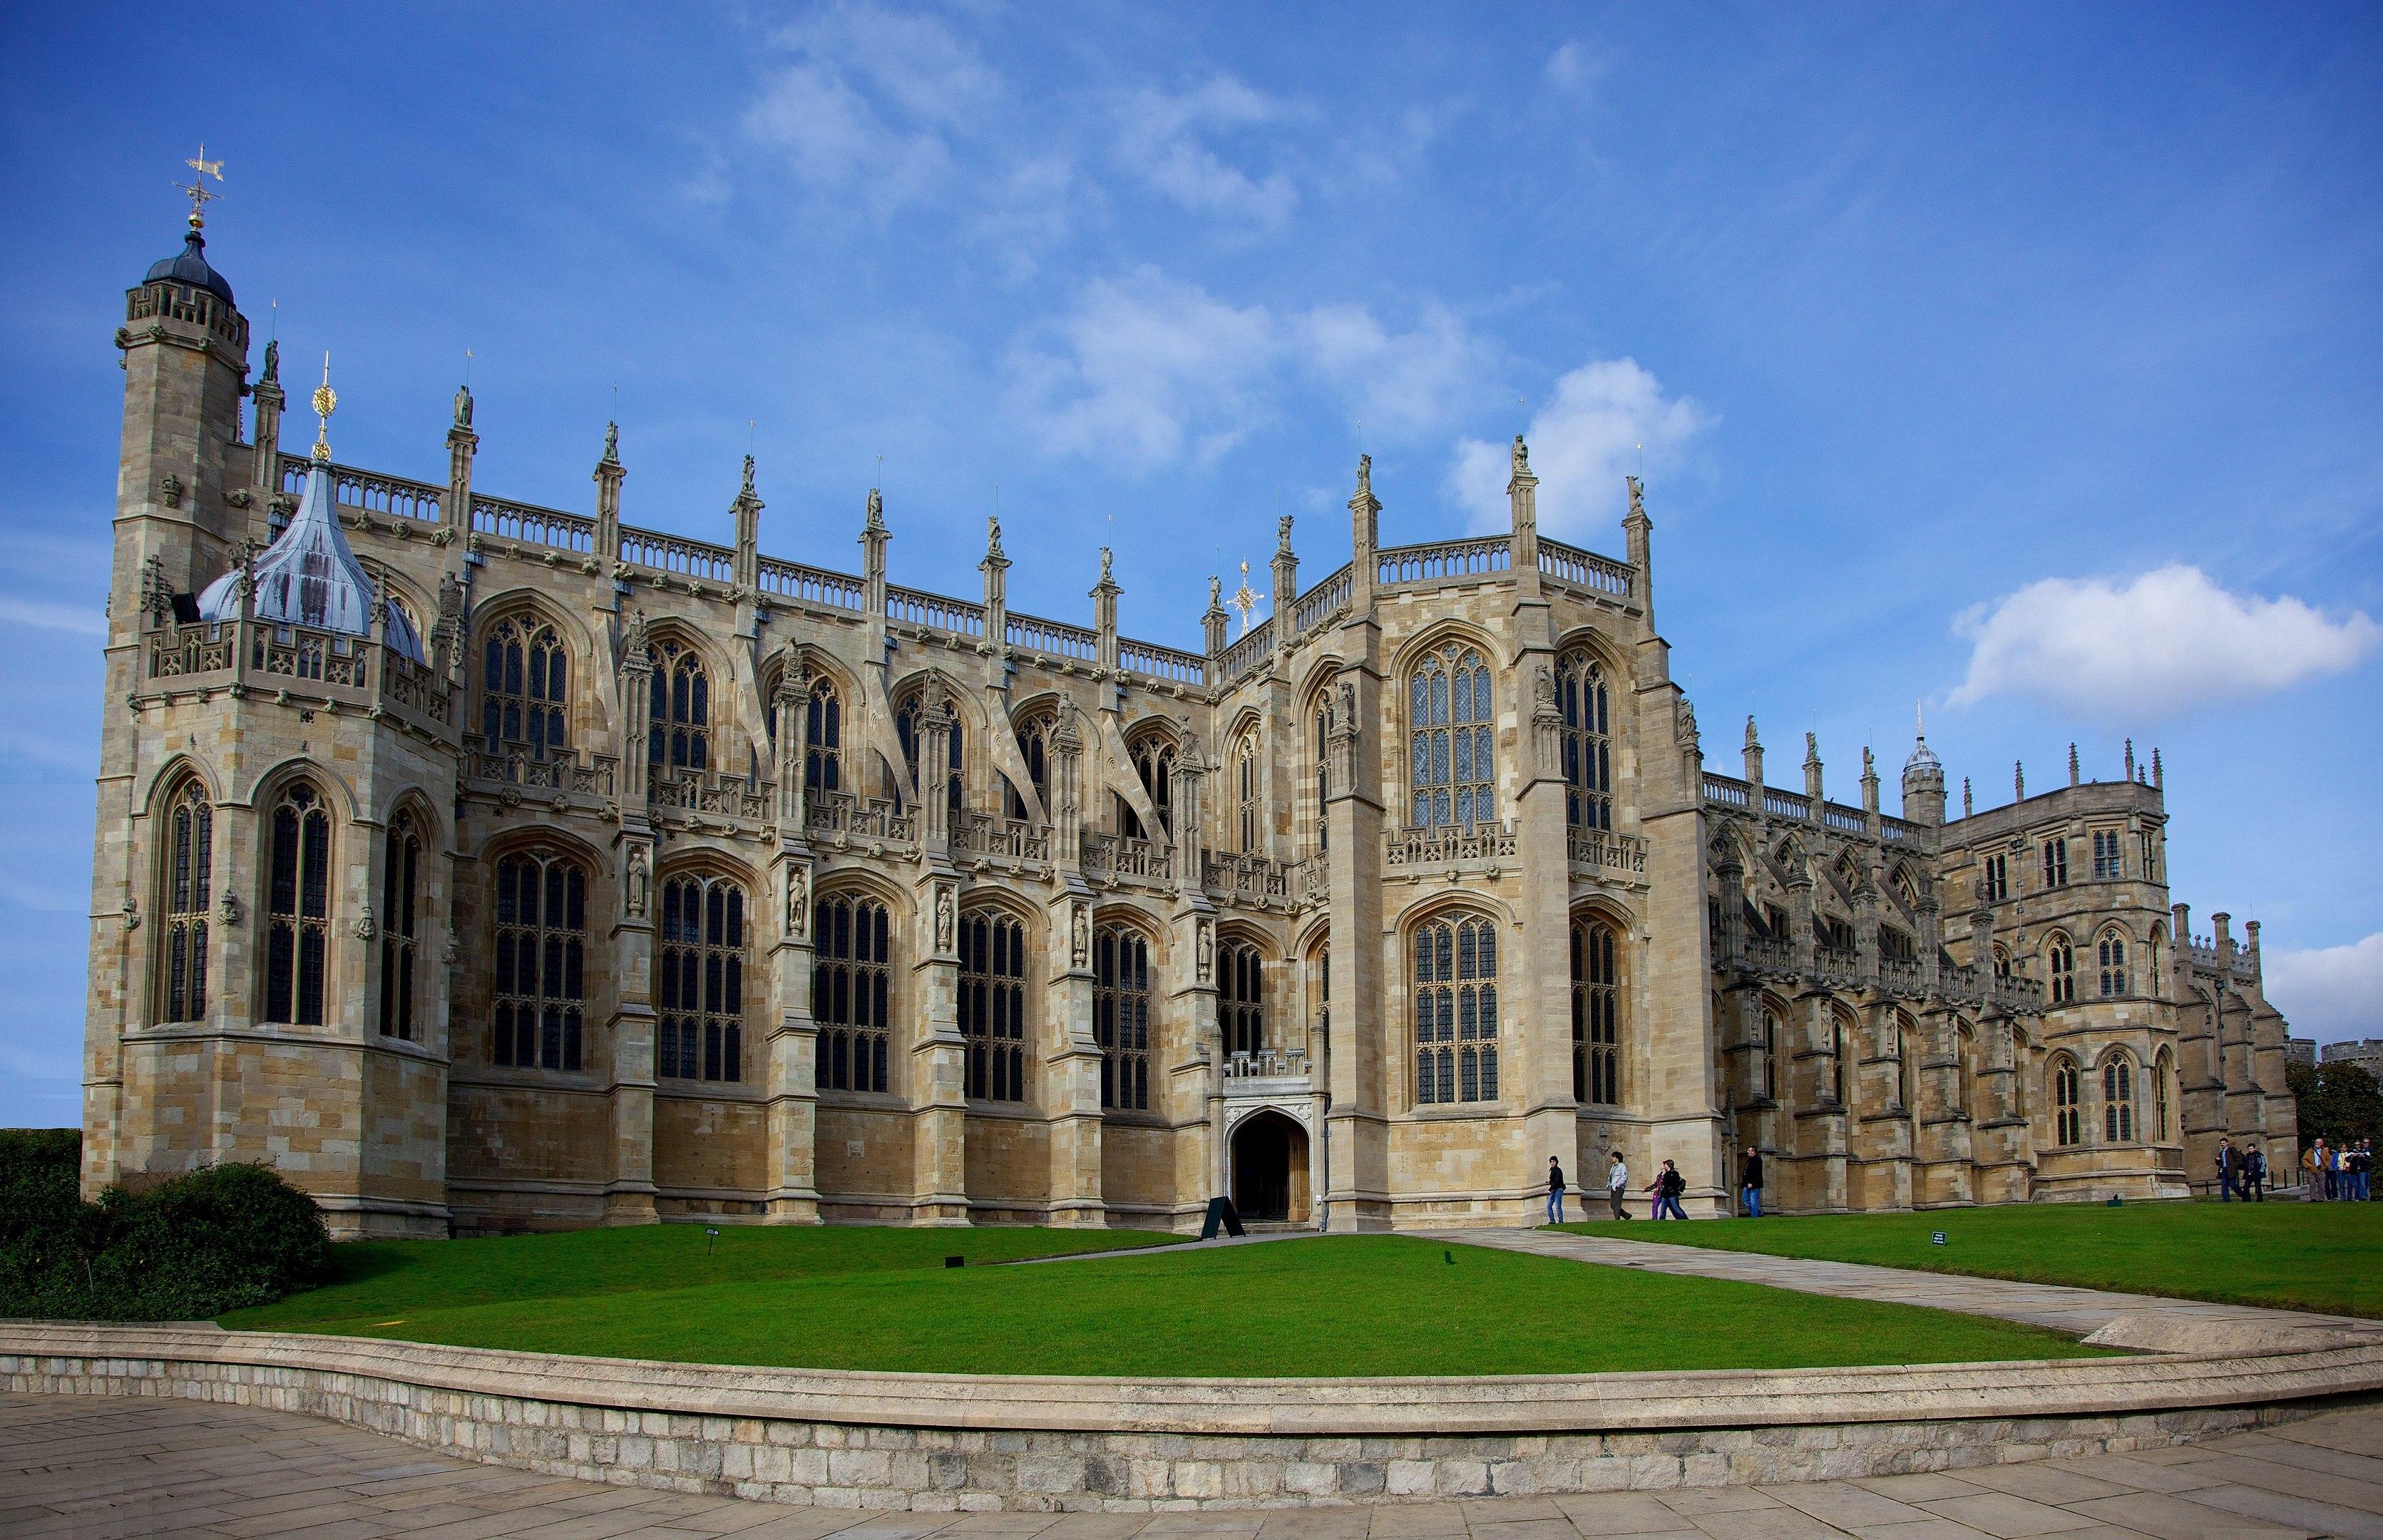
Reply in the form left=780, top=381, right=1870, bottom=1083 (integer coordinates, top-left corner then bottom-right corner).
left=1230, top=1109, right=1311, bottom=1224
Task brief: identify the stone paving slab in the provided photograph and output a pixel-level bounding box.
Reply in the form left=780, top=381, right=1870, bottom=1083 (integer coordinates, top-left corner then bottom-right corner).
left=1433, top=1228, right=2383, bottom=1352
left=16, top=1391, right=2383, bottom=1539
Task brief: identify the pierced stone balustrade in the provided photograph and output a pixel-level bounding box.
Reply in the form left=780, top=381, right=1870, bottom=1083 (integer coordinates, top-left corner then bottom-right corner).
left=464, top=740, right=616, bottom=799
left=1082, top=833, right=1173, bottom=888
left=140, top=618, right=451, bottom=730
left=649, top=765, right=771, bottom=823
left=953, top=812, right=1049, bottom=864
left=1567, top=827, right=1648, bottom=878
left=1224, top=1047, right=1310, bottom=1083
left=1202, top=849, right=1288, bottom=902
left=1383, top=821, right=1516, bottom=871
left=806, top=790, right=917, bottom=847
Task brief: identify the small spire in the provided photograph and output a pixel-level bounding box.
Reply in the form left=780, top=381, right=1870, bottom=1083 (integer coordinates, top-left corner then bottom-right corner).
left=1963, top=776, right=1974, bottom=818
left=1915, top=699, right=1925, bottom=741
left=2152, top=746, right=2163, bottom=788
left=2124, top=738, right=2136, bottom=780
left=2068, top=742, right=2080, bottom=786
left=2014, top=760, right=2025, bottom=800
left=309, top=352, right=336, bottom=463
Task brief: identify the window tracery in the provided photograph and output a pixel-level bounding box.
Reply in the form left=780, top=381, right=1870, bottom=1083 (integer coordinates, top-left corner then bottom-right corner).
left=1094, top=923, right=1150, bottom=1112
left=379, top=811, right=422, bottom=1041
left=157, top=777, right=212, bottom=1024
left=959, top=910, right=1026, bottom=1101
left=897, top=696, right=964, bottom=819
left=1234, top=733, right=1261, bottom=851
left=1127, top=734, right=1174, bottom=841
left=1221, top=940, right=1265, bottom=1057
left=658, top=874, right=743, bottom=1082
left=2048, top=933, right=2076, bottom=1004
left=2052, top=1056, right=2083, bottom=1146
left=1557, top=651, right=1611, bottom=832
left=804, top=676, right=842, bottom=795
left=492, top=848, right=587, bottom=1071
left=1572, top=916, right=1618, bottom=1104
left=481, top=617, right=567, bottom=754
left=1409, top=643, right=1495, bottom=829
left=1415, top=914, right=1499, bottom=1105
left=647, top=640, right=709, bottom=771
left=813, top=893, right=889, bottom=1093
left=2096, top=928, right=2129, bottom=998
left=2103, top=1055, right=2136, bottom=1142
left=265, top=782, right=331, bottom=1026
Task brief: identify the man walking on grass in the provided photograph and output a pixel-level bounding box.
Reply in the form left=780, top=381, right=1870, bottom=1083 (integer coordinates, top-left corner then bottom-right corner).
left=2245, top=1142, right=2266, bottom=1201
left=1739, top=1144, right=1764, bottom=1218
left=2218, top=1136, right=2240, bottom=1201
left=1606, top=1149, right=1630, bottom=1220
left=1546, top=1156, right=1567, bottom=1226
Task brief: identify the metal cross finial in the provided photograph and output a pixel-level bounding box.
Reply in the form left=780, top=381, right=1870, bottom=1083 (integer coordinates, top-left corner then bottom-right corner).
left=1229, top=560, right=1261, bottom=636
left=176, top=145, right=223, bottom=230
left=310, top=353, right=337, bottom=462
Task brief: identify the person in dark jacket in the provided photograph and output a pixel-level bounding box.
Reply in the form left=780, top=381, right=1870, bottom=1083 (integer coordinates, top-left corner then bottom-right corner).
left=2244, top=1143, right=2267, bottom=1201
left=2218, top=1136, right=2240, bottom=1201
left=1546, top=1156, right=1567, bottom=1225
left=1652, top=1160, right=1688, bottom=1221
left=1739, top=1144, right=1765, bottom=1218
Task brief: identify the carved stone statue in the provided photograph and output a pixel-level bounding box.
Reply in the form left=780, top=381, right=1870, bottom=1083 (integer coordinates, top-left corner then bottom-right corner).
left=935, top=886, right=955, bottom=952
left=865, top=488, right=884, bottom=530
left=1676, top=694, right=1699, bottom=747
left=1534, top=664, right=1557, bottom=708
left=741, top=454, right=757, bottom=496
left=1626, top=474, right=1644, bottom=520
left=1071, top=904, right=1090, bottom=970
left=122, top=896, right=140, bottom=930
left=1355, top=453, right=1372, bottom=498
left=1276, top=514, right=1293, bottom=552
left=1196, top=919, right=1214, bottom=985
left=985, top=515, right=1004, bottom=560
left=453, top=384, right=473, bottom=430
left=786, top=866, right=807, bottom=936
left=218, top=892, right=241, bottom=925
left=603, top=421, right=620, bottom=463
left=261, top=337, right=280, bottom=384
left=352, top=901, right=377, bottom=942
left=627, top=845, right=650, bottom=918
left=1208, top=574, right=1222, bottom=610
left=1512, top=434, right=1530, bottom=475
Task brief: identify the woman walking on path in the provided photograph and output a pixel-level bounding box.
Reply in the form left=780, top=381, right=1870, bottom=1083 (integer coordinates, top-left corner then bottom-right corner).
left=1649, top=1159, right=1689, bottom=1221
left=1605, top=1150, right=1630, bottom=1220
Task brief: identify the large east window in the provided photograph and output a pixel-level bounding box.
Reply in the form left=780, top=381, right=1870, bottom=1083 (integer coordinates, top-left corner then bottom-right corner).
left=1094, top=923, right=1151, bottom=1112
left=1410, top=645, right=1495, bottom=829
left=265, top=783, right=332, bottom=1026
left=659, top=874, right=744, bottom=1082
left=648, top=640, right=709, bottom=771
left=1557, top=652, right=1611, bottom=832
left=481, top=617, right=568, bottom=754
left=959, top=911, right=1027, bottom=1101
left=813, top=893, right=890, bottom=1093
left=491, top=848, right=587, bottom=1071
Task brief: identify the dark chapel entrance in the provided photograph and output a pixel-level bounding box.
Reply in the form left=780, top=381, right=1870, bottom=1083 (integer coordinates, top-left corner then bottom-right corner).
left=1229, top=1110, right=1311, bottom=1223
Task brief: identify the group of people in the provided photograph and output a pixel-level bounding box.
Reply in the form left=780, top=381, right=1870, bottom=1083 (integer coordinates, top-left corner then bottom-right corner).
left=2298, top=1137, right=2375, bottom=1201
left=1543, top=1146, right=1766, bottom=1224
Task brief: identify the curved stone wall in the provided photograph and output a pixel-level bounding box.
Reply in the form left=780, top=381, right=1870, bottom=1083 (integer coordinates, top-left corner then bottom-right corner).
left=6, top=1325, right=2380, bottom=1510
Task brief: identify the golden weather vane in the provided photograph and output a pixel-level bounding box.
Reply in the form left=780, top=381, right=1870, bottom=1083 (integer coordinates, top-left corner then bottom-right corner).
left=1229, top=559, right=1261, bottom=637
left=311, top=353, right=337, bottom=462
left=175, top=145, right=224, bottom=230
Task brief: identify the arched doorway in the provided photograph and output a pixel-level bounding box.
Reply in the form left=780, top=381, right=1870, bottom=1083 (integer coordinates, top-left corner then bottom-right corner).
left=1231, top=1110, right=1311, bottom=1223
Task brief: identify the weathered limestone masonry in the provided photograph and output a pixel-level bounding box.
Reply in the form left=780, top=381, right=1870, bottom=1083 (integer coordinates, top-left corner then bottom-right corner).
left=8, top=1326, right=2380, bottom=1510
left=84, top=212, right=2297, bottom=1236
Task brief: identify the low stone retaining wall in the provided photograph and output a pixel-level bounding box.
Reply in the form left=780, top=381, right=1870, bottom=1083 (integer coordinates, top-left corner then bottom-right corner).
left=6, top=1324, right=2381, bottom=1511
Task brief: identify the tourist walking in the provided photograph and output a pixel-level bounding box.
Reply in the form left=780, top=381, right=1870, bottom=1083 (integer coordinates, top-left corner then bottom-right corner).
left=2245, top=1142, right=2267, bottom=1201
left=1739, top=1144, right=1764, bottom=1218
left=1651, top=1159, right=1689, bottom=1221
left=1606, top=1150, right=1630, bottom=1220
left=2218, top=1136, right=2241, bottom=1201
left=2360, top=1141, right=2375, bottom=1201
left=2305, top=1139, right=2328, bottom=1200
left=1546, top=1156, right=1567, bottom=1226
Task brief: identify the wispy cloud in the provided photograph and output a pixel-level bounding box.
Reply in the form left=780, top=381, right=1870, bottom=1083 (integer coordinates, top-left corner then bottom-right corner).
left=0, top=597, right=106, bottom=637
left=1009, top=272, right=1500, bottom=473
left=2265, top=931, right=2383, bottom=1045
left=1109, top=76, right=1306, bottom=226
left=1545, top=41, right=1604, bottom=96
left=1450, top=359, right=1708, bottom=538
left=1949, top=565, right=2380, bottom=719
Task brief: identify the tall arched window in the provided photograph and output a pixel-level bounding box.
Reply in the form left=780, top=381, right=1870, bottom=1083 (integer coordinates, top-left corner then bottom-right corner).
left=2047, top=934, right=2076, bottom=1004
left=156, top=777, right=212, bottom=1024
left=481, top=617, right=568, bottom=754
left=1410, top=643, right=1495, bottom=829
left=1010, top=710, right=1052, bottom=821
left=648, top=640, right=709, bottom=771
left=804, top=676, right=842, bottom=795
left=959, top=910, right=1026, bottom=1101
left=1129, top=734, right=1174, bottom=840
left=265, top=782, right=332, bottom=1026
left=1992, top=944, right=2012, bottom=983
left=1221, top=940, right=1265, bottom=1057
left=2103, top=1056, right=2136, bottom=1142
left=1762, top=1007, right=1780, bottom=1099
left=2153, top=1047, right=2174, bottom=1141
left=1557, top=651, right=1611, bottom=832
left=658, top=874, right=743, bottom=1083
left=1094, top=923, right=1150, bottom=1111
left=1830, top=1013, right=1848, bottom=1104
left=1235, top=734, right=1261, bottom=851
left=1571, top=916, right=1618, bottom=1104
left=2052, top=1057, right=2083, bottom=1146
left=1414, top=914, right=1498, bottom=1105
left=492, top=848, right=587, bottom=1071
left=813, top=893, right=889, bottom=1093
left=1311, top=697, right=1329, bottom=854
left=378, top=812, right=422, bottom=1041
left=1892, top=1013, right=1916, bottom=1111
left=897, top=697, right=963, bottom=819
left=2097, top=929, right=2129, bottom=998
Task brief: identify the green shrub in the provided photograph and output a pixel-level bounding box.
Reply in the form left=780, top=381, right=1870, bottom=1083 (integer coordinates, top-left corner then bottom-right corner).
left=0, top=1129, right=329, bottom=1320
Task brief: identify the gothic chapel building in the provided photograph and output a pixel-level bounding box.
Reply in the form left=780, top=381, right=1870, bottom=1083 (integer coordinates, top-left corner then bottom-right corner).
left=85, top=207, right=2299, bottom=1237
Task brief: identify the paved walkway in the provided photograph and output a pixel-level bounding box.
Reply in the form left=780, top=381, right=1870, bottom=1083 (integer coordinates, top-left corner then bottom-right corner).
left=1437, top=1228, right=2383, bottom=1350
left=10, top=1390, right=2383, bottom=1539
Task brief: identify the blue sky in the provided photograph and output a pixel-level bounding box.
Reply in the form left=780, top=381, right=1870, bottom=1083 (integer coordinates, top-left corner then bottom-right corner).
left=3, top=4, right=2379, bottom=1126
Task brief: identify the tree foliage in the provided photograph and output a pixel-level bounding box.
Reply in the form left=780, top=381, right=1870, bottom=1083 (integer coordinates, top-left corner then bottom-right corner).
left=2289, top=1060, right=2383, bottom=1149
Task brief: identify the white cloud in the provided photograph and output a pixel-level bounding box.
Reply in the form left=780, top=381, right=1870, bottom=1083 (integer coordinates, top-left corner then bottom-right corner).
left=1949, top=565, right=2379, bottom=719
left=1448, top=359, right=1708, bottom=538
left=1110, top=76, right=1303, bottom=225
left=1011, top=274, right=1498, bottom=473
left=1545, top=41, right=1604, bottom=94
left=2265, top=932, right=2383, bottom=1046
left=1009, top=270, right=1278, bottom=470
left=0, top=597, right=106, bottom=637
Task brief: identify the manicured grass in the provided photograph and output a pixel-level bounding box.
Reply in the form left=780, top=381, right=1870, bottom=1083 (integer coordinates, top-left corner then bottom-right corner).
left=223, top=1230, right=2105, bottom=1376
left=1557, top=1199, right=2383, bottom=1318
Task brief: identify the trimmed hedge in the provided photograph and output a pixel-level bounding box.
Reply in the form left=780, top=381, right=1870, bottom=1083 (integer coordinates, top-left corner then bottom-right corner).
left=0, top=1129, right=329, bottom=1320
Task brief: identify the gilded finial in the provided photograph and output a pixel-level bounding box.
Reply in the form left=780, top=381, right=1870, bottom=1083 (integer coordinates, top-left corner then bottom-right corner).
left=309, top=352, right=336, bottom=463
left=175, top=145, right=223, bottom=231
left=1229, top=560, right=1260, bottom=636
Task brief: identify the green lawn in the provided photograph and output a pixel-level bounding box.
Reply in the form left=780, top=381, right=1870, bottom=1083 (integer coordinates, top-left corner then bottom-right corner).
left=224, top=1228, right=2105, bottom=1376
left=1557, top=1200, right=2383, bottom=1318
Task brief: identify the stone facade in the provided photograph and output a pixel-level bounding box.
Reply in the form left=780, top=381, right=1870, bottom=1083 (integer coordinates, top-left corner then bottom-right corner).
left=81, top=222, right=2297, bottom=1238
